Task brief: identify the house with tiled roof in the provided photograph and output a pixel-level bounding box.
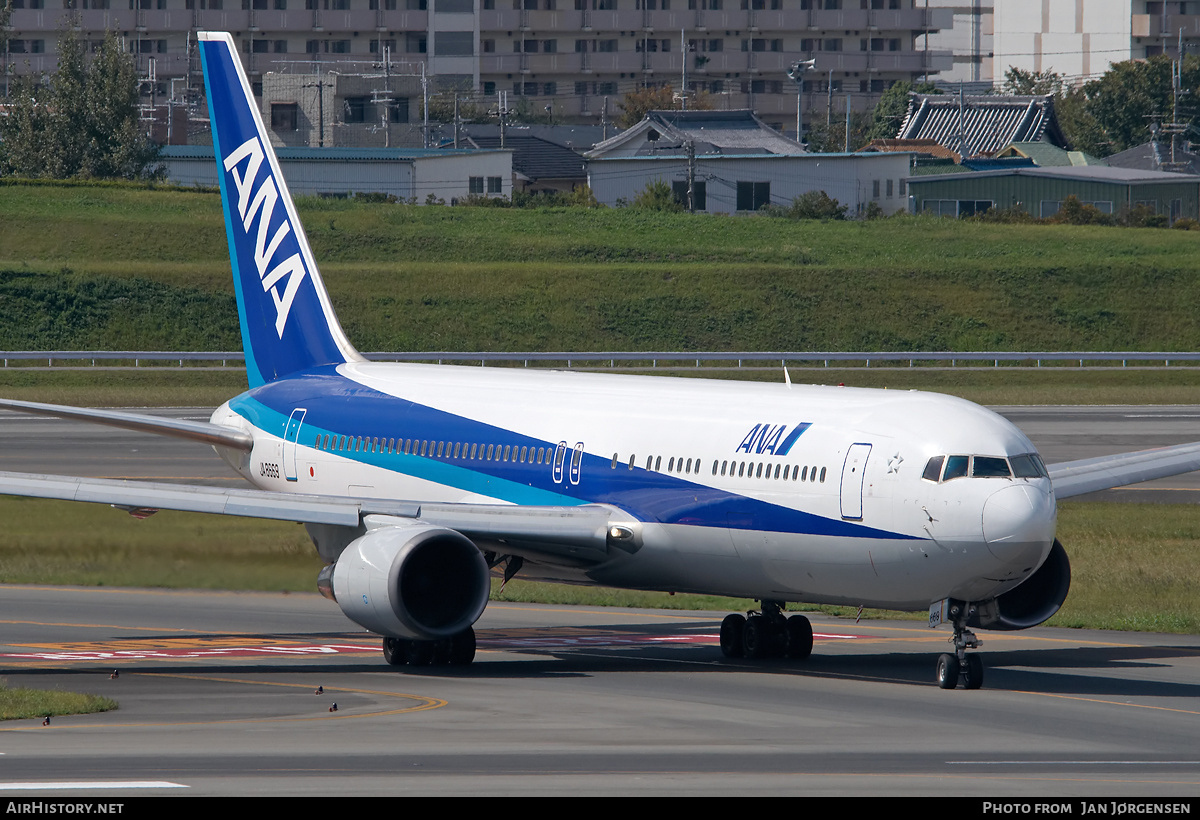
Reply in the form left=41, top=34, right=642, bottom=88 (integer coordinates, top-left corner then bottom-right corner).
left=896, top=94, right=1067, bottom=158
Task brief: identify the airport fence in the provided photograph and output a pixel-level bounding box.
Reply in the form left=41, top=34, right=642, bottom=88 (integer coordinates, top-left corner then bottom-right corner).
left=3, top=351, right=1200, bottom=369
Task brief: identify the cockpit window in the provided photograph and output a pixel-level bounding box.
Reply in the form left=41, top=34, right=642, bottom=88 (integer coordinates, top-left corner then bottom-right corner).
left=942, top=455, right=970, bottom=481
left=922, top=455, right=944, bottom=482
left=972, top=456, right=1011, bottom=478
left=1011, top=453, right=1048, bottom=478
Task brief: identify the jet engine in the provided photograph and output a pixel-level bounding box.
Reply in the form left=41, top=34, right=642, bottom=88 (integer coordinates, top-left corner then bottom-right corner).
left=321, top=521, right=490, bottom=640
left=969, top=539, right=1072, bottom=631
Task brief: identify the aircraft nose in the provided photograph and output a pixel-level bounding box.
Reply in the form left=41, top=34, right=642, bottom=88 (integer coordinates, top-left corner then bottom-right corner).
left=982, top=483, right=1056, bottom=564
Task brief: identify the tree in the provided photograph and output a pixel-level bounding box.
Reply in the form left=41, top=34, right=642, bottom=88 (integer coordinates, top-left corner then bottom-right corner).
left=1079, top=54, right=1200, bottom=155
left=0, top=29, right=159, bottom=179
left=804, top=109, right=873, bottom=153
left=1001, top=66, right=1064, bottom=97
left=1054, top=85, right=1108, bottom=157
left=616, top=84, right=712, bottom=129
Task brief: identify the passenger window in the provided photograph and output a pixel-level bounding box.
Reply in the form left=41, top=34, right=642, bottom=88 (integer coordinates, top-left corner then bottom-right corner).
left=922, top=455, right=944, bottom=482
left=943, top=455, right=969, bottom=481
left=819, top=467, right=826, bottom=482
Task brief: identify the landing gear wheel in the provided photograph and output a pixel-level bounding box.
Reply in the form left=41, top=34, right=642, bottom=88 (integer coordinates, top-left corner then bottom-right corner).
left=382, top=637, right=408, bottom=666
left=963, top=653, right=984, bottom=690
left=719, top=614, right=746, bottom=658
left=405, top=639, right=435, bottom=666
left=448, top=626, right=476, bottom=666
left=936, top=653, right=960, bottom=689
left=786, top=615, right=813, bottom=660
left=743, top=616, right=771, bottom=659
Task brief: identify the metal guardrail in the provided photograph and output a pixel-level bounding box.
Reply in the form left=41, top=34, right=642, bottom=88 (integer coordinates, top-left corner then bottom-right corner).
left=3, top=351, right=1200, bottom=368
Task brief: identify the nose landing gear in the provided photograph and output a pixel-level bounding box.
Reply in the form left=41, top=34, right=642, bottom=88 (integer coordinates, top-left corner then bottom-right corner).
left=719, top=601, right=814, bottom=661
left=936, top=602, right=983, bottom=690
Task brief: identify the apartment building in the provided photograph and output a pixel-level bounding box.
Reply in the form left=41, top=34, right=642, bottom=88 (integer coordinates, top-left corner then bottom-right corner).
left=995, top=0, right=1199, bottom=85
left=2, top=0, right=952, bottom=135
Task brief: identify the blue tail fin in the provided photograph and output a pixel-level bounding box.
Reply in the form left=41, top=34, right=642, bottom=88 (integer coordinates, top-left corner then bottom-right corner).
left=198, top=31, right=362, bottom=388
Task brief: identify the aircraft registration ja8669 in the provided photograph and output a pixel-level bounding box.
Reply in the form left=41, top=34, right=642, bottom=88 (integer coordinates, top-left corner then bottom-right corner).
left=2, top=31, right=1199, bottom=689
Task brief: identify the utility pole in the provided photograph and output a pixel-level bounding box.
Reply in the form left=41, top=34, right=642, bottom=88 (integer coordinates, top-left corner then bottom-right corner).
left=421, top=62, right=430, bottom=148
left=680, top=28, right=688, bottom=110
left=826, top=68, right=833, bottom=127
left=845, top=94, right=851, bottom=152
left=686, top=139, right=696, bottom=213
left=301, top=73, right=331, bottom=147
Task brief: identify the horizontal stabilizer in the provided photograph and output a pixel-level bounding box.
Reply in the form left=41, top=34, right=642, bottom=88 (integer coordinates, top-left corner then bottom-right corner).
left=1048, top=441, right=1200, bottom=498
left=0, top=398, right=254, bottom=452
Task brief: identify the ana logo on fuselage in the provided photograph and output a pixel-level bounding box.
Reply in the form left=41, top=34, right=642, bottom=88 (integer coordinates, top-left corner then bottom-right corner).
left=223, top=136, right=308, bottom=339
left=736, top=422, right=811, bottom=456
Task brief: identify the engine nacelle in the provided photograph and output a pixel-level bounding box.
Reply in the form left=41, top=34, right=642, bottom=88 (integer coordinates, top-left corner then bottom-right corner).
left=327, top=522, right=490, bottom=641
left=969, top=538, right=1072, bottom=631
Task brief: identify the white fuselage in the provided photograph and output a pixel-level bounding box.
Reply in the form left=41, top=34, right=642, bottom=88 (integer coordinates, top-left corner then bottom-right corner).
left=211, top=361, right=1057, bottom=611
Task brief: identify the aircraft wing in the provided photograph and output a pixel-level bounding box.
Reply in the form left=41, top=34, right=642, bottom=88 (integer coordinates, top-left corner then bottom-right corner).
left=0, top=471, right=623, bottom=564
left=0, top=398, right=252, bottom=452
left=1047, top=442, right=1200, bottom=499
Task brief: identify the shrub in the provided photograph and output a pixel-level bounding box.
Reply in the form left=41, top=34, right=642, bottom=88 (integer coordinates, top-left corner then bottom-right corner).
left=786, top=190, right=848, bottom=220
left=631, top=179, right=683, bottom=212
left=1048, top=194, right=1114, bottom=226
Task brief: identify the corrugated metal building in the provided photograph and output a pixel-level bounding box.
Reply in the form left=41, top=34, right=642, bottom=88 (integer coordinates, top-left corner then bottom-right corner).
left=161, top=146, right=512, bottom=203
left=907, top=166, right=1200, bottom=221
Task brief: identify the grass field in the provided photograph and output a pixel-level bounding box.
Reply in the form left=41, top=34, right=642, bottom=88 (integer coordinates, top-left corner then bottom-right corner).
left=0, top=679, right=117, bottom=721
left=5, top=366, right=1200, bottom=408
left=0, top=495, right=1195, bottom=634
left=5, top=182, right=1200, bottom=353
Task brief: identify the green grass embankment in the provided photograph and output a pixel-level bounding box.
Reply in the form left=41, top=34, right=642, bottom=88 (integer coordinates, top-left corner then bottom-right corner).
left=4, top=183, right=1200, bottom=353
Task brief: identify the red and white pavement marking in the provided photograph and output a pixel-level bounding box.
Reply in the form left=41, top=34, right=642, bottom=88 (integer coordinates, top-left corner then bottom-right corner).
left=0, top=628, right=866, bottom=662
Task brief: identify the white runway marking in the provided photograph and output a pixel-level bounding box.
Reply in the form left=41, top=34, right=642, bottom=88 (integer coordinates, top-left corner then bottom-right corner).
left=0, top=781, right=188, bottom=789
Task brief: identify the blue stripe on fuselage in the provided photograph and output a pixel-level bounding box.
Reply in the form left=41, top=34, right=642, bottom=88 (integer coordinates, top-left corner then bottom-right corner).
left=232, top=367, right=920, bottom=541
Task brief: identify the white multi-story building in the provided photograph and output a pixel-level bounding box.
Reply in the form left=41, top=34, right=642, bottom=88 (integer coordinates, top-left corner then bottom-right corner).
left=2, top=0, right=953, bottom=136
left=920, top=0, right=992, bottom=86
left=994, top=0, right=1196, bottom=85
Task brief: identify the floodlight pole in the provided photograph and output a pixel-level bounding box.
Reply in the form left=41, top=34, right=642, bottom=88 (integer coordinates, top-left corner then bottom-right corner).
left=787, top=59, right=816, bottom=144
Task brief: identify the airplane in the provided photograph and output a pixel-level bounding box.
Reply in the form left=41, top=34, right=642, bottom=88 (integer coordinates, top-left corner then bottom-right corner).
left=4, top=31, right=1200, bottom=690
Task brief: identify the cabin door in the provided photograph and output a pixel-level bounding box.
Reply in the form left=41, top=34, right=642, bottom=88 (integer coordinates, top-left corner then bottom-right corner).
left=839, top=443, right=871, bottom=520
left=283, top=408, right=307, bottom=482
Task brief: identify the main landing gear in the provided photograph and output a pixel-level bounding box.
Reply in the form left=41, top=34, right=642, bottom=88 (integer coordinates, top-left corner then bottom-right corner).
left=382, top=626, right=476, bottom=668
left=936, top=602, right=983, bottom=690
left=719, top=601, right=813, bottom=661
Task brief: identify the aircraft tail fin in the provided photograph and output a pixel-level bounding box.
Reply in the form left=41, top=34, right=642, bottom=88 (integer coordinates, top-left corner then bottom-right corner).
left=198, top=31, right=363, bottom=388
